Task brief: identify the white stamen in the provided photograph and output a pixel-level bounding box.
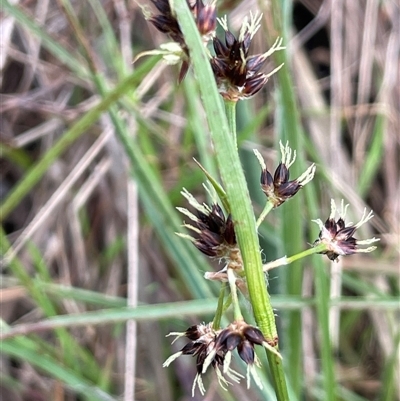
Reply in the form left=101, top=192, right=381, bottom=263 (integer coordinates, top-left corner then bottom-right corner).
left=280, top=141, right=296, bottom=168
left=253, top=149, right=267, bottom=170
left=355, top=208, right=375, bottom=228
left=163, top=351, right=183, bottom=367
left=329, top=199, right=337, bottom=219
left=222, top=352, right=244, bottom=383
left=248, top=364, right=263, bottom=389
left=192, top=373, right=206, bottom=397
left=202, top=182, right=218, bottom=204
left=297, top=163, right=316, bottom=186
left=181, top=224, right=201, bottom=234
left=217, top=15, right=229, bottom=31
left=240, top=11, right=263, bottom=41
left=175, top=231, right=197, bottom=241
left=176, top=207, right=199, bottom=222
left=165, top=331, right=186, bottom=344
left=262, top=36, right=286, bottom=58
left=339, top=199, right=349, bottom=219
left=181, top=188, right=211, bottom=215
left=312, top=218, right=324, bottom=230
left=356, top=246, right=378, bottom=253
left=264, top=62, right=285, bottom=78
left=215, top=366, right=230, bottom=390
left=202, top=348, right=216, bottom=374
left=357, top=237, right=380, bottom=245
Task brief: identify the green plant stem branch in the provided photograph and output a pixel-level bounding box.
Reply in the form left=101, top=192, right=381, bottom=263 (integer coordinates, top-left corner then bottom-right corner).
left=222, top=97, right=280, bottom=338
left=227, top=269, right=243, bottom=322
left=263, top=243, right=327, bottom=271
left=256, top=200, right=274, bottom=228
left=172, top=1, right=289, bottom=399
left=212, top=283, right=226, bottom=329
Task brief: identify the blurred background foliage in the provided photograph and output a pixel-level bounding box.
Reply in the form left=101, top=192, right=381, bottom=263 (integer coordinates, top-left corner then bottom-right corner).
left=0, top=0, right=399, bottom=400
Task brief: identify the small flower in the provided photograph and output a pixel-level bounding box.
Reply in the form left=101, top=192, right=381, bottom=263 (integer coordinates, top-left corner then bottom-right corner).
left=163, top=321, right=280, bottom=395
left=190, top=0, right=217, bottom=40
left=163, top=323, right=242, bottom=396
left=177, top=188, right=239, bottom=263
left=203, top=321, right=281, bottom=390
left=254, top=141, right=316, bottom=207
left=312, top=199, right=380, bottom=261
left=211, top=12, right=285, bottom=101
left=146, top=0, right=216, bottom=82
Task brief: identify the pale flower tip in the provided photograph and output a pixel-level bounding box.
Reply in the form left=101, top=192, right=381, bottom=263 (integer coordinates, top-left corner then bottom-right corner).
left=163, top=351, right=183, bottom=367
left=215, top=367, right=230, bottom=391
left=265, top=62, right=285, bottom=78
left=314, top=202, right=379, bottom=261
left=358, top=245, right=378, bottom=253
left=280, top=141, right=296, bottom=168
left=253, top=149, right=266, bottom=170
left=248, top=364, right=264, bottom=390
left=298, top=163, right=316, bottom=187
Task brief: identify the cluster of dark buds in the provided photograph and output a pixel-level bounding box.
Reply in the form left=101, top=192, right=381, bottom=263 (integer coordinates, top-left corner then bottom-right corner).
left=147, top=0, right=217, bottom=82
left=163, top=321, right=280, bottom=396
left=144, top=2, right=284, bottom=94
left=313, top=199, right=380, bottom=261
left=177, top=188, right=242, bottom=277
left=211, top=13, right=285, bottom=101
left=254, top=141, right=316, bottom=207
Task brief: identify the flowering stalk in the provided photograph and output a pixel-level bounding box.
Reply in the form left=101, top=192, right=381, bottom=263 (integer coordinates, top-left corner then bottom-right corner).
left=263, top=244, right=327, bottom=271
left=212, top=282, right=226, bottom=329
left=227, top=267, right=243, bottom=322
left=172, top=0, right=289, bottom=399
left=256, top=200, right=274, bottom=228
left=263, top=200, right=379, bottom=271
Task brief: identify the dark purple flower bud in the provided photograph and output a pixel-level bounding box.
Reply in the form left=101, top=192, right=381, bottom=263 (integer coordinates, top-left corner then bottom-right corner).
left=255, top=142, right=316, bottom=208
left=210, top=14, right=285, bottom=101
left=313, top=200, right=379, bottom=261
left=177, top=189, right=238, bottom=261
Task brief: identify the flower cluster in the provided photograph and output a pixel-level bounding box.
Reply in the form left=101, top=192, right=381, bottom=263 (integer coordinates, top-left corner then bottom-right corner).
left=313, top=199, right=380, bottom=261
left=254, top=141, right=316, bottom=207
left=145, top=1, right=284, bottom=94
left=147, top=0, right=217, bottom=81
left=211, top=14, right=285, bottom=101
left=177, top=188, right=242, bottom=272
left=163, top=321, right=280, bottom=395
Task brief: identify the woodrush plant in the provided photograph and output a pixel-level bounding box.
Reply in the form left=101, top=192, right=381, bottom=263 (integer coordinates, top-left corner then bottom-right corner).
left=143, top=0, right=379, bottom=399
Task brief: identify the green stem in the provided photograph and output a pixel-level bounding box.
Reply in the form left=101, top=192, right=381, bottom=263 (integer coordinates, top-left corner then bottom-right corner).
left=212, top=283, right=226, bottom=329
left=256, top=200, right=274, bottom=228
left=225, top=100, right=237, bottom=145
left=227, top=269, right=243, bottom=321
left=173, top=2, right=289, bottom=399
left=263, top=243, right=327, bottom=271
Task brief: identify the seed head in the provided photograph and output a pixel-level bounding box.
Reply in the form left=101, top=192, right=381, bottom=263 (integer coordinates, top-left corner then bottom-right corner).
left=163, top=321, right=280, bottom=395
left=177, top=188, right=238, bottom=260
left=211, top=12, right=285, bottom=101
left=312, top=199, right=380, bottom=261
left=254, top=141, right=316, bottom=207
left=147, top=0, right=216, bottom=82
left=163, top=323, right=242, bottom=396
